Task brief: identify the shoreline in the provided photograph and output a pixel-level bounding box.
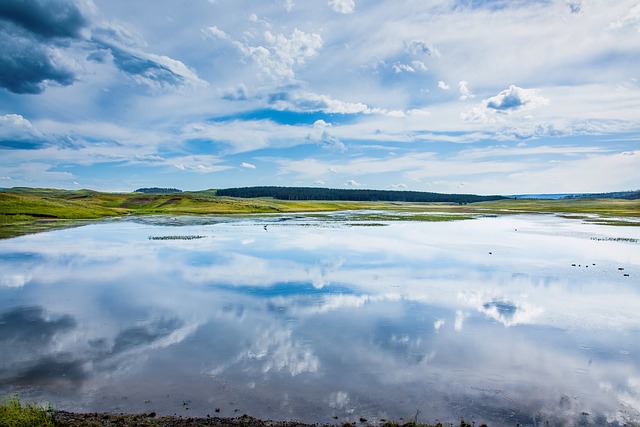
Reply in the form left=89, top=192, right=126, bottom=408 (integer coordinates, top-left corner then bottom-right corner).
left=53, top=411, right=482, bottom=427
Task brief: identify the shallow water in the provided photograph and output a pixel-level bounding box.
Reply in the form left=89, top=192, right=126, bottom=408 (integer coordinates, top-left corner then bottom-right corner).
left=1, top=214, right=639, bottom=426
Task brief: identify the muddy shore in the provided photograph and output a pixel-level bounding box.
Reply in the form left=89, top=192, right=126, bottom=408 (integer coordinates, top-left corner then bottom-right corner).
left=52, top=411, right=479, bottom=427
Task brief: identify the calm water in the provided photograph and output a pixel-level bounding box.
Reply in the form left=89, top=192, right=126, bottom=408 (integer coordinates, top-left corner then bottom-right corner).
left=1, top=214, right=639, bottom=426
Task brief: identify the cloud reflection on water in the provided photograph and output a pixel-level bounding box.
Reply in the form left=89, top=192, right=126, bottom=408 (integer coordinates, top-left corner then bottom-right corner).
left=0, top=215, right=639, bottom=425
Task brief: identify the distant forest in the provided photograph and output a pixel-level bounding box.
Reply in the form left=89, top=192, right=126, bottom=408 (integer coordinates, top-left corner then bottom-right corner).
left=563, top=190, right=640, bottom=200
left=216, top=186, right=507, bottom=204
left=135, top=187, right=182, bottom=194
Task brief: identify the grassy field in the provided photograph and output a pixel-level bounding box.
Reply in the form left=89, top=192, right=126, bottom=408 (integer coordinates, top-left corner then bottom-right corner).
left=0, top=395, right=55, bottom=427
left=1, top=188, right=639, bottom=238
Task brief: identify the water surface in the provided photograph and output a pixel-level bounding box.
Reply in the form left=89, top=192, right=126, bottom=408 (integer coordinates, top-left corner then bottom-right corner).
left=1, top=214, right=639, bottom=426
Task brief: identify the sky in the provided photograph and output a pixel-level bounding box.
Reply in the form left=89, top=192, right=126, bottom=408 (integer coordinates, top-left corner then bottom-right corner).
left=0, top=0, right=639, bottom=195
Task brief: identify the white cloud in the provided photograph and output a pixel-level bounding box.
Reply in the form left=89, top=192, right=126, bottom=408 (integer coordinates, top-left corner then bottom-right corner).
left=405, top=39, right=440, bottom=57
left=393, top=63, right=414, bottom=73
left=232, top=29, right=323, bottom=81
left=462, top=85, right=550, bottom=123
left=269, top=90, right=370, bottom=114
left=458, top=80, right=474, bottom=100
left=454, top=310, right=468, bottom=332
left=344, top=179, right=362, bottom=187
left=313, top=119, right=332, bottom=130
left=319, top=132, right=347, bottom=152
left=171, top=155, right=231, bottom=173
left=281, top=0, right=295, bottom=12
left=0, top=114, right=44, bottom=146
left=241, top=162, right=256, bottom=169
left=392, top=61, right=427, bottom=73
left=609, top=3, right=640, bottom=31
left=438, top=81, right=450, bottom=90
left=388, top=183, right=407, bottom=189
left=201, top=25, right=230, bottom=40
left=486, top=85, right=549, bottom=111
left=328, top=0, right=355, bottom=14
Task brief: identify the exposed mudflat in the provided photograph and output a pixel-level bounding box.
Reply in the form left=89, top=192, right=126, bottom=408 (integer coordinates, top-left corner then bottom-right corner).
left=53, top=411, right=473, bottom=427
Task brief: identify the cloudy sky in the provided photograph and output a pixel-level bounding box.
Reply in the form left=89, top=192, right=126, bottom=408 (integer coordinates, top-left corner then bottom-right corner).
left=1, top=0, right=639, bottom=194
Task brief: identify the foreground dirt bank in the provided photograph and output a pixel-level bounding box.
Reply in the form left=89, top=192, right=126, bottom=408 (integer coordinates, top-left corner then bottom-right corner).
left=53, top=411, right=481, bottom=427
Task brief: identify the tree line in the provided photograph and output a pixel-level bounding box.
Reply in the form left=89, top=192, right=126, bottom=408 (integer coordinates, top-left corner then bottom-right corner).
left=563, top=190, right=640, bottom=200
left=135, top=187, right=182, bottom=194
left=216, top=186, right=507, bottom=204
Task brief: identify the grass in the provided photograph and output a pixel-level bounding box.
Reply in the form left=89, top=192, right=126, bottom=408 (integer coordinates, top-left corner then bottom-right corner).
left=1, top=188, right=639, bottom=239
left=0, top=395, right=55, bottom=427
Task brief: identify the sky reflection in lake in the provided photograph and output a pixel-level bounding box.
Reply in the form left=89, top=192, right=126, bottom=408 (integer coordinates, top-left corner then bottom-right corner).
left=1, top=214, right=639, bottom=426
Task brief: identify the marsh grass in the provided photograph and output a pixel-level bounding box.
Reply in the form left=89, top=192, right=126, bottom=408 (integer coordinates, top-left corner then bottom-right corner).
left=0, top=395, right=55, bottom=427
left=148, top=235, right=206, bottom=240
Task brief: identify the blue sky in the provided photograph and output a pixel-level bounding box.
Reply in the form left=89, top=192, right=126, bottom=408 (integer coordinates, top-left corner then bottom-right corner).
left=0, top=0, right=639, bottom=194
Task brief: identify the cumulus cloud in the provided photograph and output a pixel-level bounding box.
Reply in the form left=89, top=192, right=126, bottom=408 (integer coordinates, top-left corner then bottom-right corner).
left=221, top=85, right=248, bottom=101
left=345, top=179, right=362, bottom=187
left=231, top=29, right=323, bottom=82
left=269, top=90, right=370, bottom=114
left=201, top=25, right=230, bottom=40
left=241, top=162, right=256, bottom=169
left=392, top=61, right=428, bottom=73
left=328, top=0, right=355, bottom=14
left=308, top=119, right=346, bottom=152
left=485, top=85, right=549, bottom=111
left=313, top=119, right=332, bottom=130
left=405, top=39, right=440, bottom=57
left=0, top=114, right=47, bottom=149
left=454, top=310, right=468, bottom=331
left=0, top=0, right=86, bottom=94
left=0, top=0, right=203, bottom=94
left=319, top=132, right=347, bottom=152
left=462, top=85, right=549, bottom=122
left=458, top=80, right=474, bottom=100
left=438, top=81, right=450, bottom=90
left=388, top=183, right=408, bottom=190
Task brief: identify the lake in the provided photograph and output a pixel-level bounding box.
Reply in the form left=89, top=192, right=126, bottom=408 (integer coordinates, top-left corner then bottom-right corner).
left=1, top=213, right=639, bottom=426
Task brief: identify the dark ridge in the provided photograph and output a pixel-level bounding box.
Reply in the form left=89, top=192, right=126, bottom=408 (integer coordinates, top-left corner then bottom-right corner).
left=134, top=187, right=183, bottom=194
left=216, top=186, right=507, bottom=204
left=562, top=190, right=640, bottom=200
